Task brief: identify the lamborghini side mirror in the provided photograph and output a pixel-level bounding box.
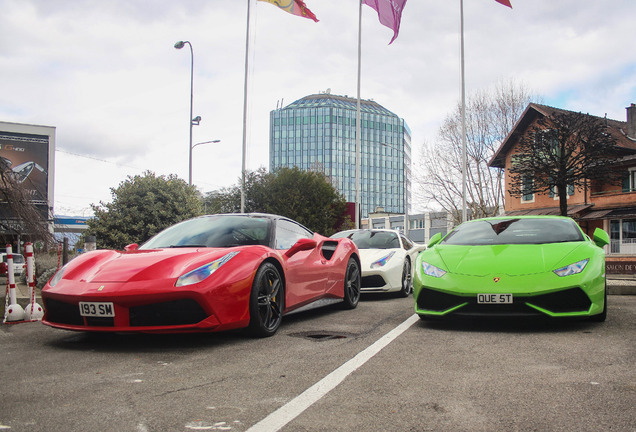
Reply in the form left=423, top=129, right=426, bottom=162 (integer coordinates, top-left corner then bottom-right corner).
left=428, top=232, right=443, bottom=248
left=592, top=228, right=609, bottom=248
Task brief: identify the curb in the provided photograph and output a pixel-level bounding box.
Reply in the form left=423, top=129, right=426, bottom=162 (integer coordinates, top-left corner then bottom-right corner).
left=607, top=279, right=636, bottom=296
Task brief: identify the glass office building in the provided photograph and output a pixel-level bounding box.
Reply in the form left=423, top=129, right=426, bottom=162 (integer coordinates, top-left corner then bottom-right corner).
left=269, top=93, right=411, bottom=218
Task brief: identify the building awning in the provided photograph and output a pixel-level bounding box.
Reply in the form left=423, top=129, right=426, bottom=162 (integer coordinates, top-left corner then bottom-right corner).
left=581, top=207, right=636, bottom=220
left=504, top=204, right=593, bottom=217
left=579, top=210, right=613, bottom=220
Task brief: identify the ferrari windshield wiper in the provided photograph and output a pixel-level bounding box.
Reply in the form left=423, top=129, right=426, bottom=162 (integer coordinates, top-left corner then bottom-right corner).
left=169, top=244, right=207, bottom=248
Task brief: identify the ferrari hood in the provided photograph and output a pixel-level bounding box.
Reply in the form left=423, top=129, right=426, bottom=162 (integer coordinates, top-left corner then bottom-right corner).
left=432, top=242, right=589, bottom=276
left=61, top=248, right=247, bottom=283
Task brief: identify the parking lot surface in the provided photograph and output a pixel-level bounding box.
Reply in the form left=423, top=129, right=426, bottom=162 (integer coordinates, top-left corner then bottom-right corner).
left=1, top=295, right=635, bottom=431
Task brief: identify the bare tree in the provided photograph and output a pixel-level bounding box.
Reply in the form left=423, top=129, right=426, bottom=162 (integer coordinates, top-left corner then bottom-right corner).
left=414, top=81, right=536, bottom=224
left=507, top=109, right=620, bottom=216
left=0, top=162, right=54, bottom=247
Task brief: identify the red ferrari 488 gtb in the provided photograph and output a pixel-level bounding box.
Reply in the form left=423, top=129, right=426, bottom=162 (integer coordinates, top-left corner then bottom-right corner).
left=42, top=213, right=361, bottom=337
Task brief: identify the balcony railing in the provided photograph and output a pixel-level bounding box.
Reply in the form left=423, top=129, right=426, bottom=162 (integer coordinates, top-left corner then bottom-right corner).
left=610, top=238, right=636, bottom=254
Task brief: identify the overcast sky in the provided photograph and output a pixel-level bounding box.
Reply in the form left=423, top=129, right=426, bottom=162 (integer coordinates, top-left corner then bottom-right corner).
left=1, top=0, right=634, bottom=216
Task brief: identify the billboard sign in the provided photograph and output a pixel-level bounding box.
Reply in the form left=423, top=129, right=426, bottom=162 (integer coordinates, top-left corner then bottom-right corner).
left=0, top=131, right=50, bottom=205
left=0, top=122, right=55, bottom=234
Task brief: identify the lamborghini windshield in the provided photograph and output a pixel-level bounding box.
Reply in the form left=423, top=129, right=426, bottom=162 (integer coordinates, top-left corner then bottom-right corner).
left=332, top=230, right=400, bottom=249
left=140, top=215, right=272, bottom=249
left=442, top=218, right=584, bottom=246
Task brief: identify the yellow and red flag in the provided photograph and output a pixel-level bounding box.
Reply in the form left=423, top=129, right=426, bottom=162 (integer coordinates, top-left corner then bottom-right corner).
left=495, top=0, right=512, bottom=7
left=257, top=0, right=318, bottom=22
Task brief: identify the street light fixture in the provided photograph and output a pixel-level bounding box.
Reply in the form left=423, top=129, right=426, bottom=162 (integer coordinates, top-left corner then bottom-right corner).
left=174, top=40, right=200, bottom=185
left=190, top=140, right=221, bottom=185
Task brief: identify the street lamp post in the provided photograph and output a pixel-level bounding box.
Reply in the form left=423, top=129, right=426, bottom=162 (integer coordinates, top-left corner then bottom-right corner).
left=174, top=40, right=200, bottom=185
left=190, top=140, right=220, bottom=185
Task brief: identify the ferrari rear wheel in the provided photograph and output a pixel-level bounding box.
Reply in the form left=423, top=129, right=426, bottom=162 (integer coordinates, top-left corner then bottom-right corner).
left=398, top=259, right=412, bottom=297
left=341, top=257, right=361, bottom=309
left=248, top=262, right=284, bottom=337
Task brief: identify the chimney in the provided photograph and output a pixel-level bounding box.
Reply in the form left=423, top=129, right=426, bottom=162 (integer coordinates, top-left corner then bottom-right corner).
left=627, top=103, right=636, bottom=139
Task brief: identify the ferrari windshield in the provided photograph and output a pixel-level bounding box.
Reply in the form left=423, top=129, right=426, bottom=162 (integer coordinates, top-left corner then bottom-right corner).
left=442, top=218, right=585, bottom=245
left=140, top=215, right=272, bottom=249
left=332, top=230, right=400, bottom=249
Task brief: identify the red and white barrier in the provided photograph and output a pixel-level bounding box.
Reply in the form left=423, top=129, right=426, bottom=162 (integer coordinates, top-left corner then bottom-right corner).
left=23, top=243, right=43, bottom=321
left=3, top=245, right=25, bottom=323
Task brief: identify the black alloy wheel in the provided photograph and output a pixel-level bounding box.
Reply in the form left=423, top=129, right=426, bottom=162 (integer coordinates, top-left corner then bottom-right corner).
left=248, top=262, right=284, bottom=337
left=341, top=257, right=361, bottom=309
left=398, top=259, right=412, bottom=297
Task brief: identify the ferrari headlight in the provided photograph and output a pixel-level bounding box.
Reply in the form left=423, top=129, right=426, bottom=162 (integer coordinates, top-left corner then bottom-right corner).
left=370, top=251, right=396, bottom=268
left=48, top=266, right=66, bottom=287
left=421, top=261, right=446, bottom=278
left=553, top=258, right=589, bottom=277
left=175, top=251, right=240, bottom=287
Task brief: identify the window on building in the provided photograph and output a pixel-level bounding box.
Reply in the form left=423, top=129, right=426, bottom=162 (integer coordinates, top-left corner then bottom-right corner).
left=622, top=168, right=636, bottom=192
left=521, top=175, right=534, bottom=202
left=610, top=219, right=636, bottom=254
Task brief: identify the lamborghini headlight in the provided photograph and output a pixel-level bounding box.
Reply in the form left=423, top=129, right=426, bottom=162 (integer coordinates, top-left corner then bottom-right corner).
left=175, top=251, right=240, bottom=287
left=370, top=251, right=396, bottom=268
left=553, top=258, right=589, bottom=277
left=421, top=261, right=446, bottom=278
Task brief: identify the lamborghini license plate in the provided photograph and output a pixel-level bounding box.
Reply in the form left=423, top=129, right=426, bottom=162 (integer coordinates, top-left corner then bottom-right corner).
left=477, top=294, right=513, bottom=304
left=79, top=302, right=115, bottom=317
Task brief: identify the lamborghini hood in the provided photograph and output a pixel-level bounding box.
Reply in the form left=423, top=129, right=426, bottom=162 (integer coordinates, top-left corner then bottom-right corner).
left=432, top=242, right=589, bottom=276
left=59, top=248, right=246, bottom=283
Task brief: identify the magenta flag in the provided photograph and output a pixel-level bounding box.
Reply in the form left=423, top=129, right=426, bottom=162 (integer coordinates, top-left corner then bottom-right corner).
left=362, top=0, right=408, bottom=44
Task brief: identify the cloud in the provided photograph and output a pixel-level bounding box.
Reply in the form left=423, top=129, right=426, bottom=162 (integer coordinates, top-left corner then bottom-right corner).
left=1, top=0, right=634, bottom=214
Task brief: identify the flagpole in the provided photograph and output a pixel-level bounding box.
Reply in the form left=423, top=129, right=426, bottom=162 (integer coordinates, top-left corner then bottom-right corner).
left=355, top=0, right=362, bottom=229
left=460, top=0, right=467, bottom=223
left=241, top=0, right=251, bottom=213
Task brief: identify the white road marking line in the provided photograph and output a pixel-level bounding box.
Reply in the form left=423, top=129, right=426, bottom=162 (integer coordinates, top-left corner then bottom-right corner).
left=246, top=314, right=419, bottom=432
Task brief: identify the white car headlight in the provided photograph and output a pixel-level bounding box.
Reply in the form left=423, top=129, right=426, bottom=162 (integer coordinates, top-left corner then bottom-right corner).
left=370, top=251, right=396, bottom=268
left=421, top=261, right=446, bottom=278
left=553, top=259, right=589, bottom=277
left=176, top=251, right=240, bottom=287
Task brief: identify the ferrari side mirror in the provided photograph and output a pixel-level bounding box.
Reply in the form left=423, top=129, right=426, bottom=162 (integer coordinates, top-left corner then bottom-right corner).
left=124, top=243, right=139, bottom=252
left=592, top=228, right=609, bottom=248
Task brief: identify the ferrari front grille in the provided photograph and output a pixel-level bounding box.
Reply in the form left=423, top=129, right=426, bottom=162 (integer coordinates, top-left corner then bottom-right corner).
left=43, top=298, right=84, bottom=325
left=362, top=275, right=387, bottom=288
left=129, top=299, right=208, bottom=327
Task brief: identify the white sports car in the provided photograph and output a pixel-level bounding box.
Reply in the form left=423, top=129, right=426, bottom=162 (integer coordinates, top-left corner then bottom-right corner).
left=331, top=229, right=426, bottom=297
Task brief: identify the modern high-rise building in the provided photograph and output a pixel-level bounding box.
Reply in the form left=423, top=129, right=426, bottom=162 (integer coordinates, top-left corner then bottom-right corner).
left=269, top=92, right=411, bottom=218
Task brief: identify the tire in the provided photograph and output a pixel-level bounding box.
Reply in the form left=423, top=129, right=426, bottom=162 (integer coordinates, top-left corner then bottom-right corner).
left=248, top=262, right=284, bottom=337
left=398, top=259, right=412, bottom=297
left=590, top=281, right=607, bottom=322
left=341, top=257, right=361, bottom=309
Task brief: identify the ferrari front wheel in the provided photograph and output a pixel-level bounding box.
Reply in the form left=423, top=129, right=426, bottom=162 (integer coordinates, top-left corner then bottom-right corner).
left=398, top=259, right=412, bottom=297
left=248, top=262, right=284, bottom=337
left=341, top=257, right=361, bottom=309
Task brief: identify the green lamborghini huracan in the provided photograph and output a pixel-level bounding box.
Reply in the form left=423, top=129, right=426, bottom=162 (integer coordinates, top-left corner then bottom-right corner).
left=414, top=216, right=609, bottom=321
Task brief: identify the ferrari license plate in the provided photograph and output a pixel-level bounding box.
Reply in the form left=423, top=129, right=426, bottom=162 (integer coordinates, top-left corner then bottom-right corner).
left=477, top=294, right=513, bottom=304
left=79, top=302, right=115, bottom=317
